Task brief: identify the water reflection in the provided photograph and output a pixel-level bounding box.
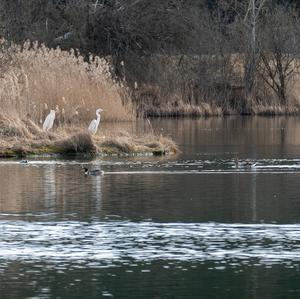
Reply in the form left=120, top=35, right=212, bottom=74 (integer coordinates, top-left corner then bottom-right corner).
left=0, top=163, right=105, bottom=221
left=0, top=159, right=300, bottom=223
left=43, top=166, right=56, bottom=209
left=1, top=261, right=298, bottom=299
left=0, top=117, right=300, bottom=298
left=144, top=116, right=300, bottom=159
left=251, top=173, right=257, bottom=222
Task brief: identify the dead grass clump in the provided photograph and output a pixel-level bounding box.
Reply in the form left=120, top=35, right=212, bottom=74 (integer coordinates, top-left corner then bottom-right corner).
left=99, top=136, right=135, bottom=153
left=142, top=134, right=179, bottom=155
left=0, top=113, right=33, bottom=138
left=57, top=132, right=96, bottom=154
left=157, top=135, right=179, bottom=154
left=97, top=133, right=178, bottom=155
left=22, top=118, right=43, bottom=136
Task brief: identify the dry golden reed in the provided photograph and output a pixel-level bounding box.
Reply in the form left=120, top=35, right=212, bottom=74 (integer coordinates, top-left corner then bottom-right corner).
left=0, top=40, right=134, bottom=127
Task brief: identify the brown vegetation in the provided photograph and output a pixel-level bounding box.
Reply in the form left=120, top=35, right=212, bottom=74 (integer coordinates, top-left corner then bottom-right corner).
left=0, top=42, right=177, bottom=156
left=97, top=132, right=178, bottom=155
left=0, top=114, right=178, bottom=157
left=2, top=1, right=300, bottom=118
left=0, top=40, right=134, bottom=124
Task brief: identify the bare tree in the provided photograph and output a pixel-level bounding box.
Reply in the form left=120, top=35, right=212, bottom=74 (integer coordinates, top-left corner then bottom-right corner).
left=257, top=6, right=300, bottom=104
left=243, top=0, right=268, bottom=101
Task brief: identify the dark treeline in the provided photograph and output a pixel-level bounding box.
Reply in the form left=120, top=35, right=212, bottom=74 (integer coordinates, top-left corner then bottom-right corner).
left=1, top=0, right=300, bottom=116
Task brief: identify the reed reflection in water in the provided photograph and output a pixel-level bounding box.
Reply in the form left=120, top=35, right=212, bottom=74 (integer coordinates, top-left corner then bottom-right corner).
left=0, top=117, right=300, bottom=298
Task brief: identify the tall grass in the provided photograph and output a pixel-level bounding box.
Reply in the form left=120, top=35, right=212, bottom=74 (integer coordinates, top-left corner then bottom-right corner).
left=0, top=40, right=134, bottom=127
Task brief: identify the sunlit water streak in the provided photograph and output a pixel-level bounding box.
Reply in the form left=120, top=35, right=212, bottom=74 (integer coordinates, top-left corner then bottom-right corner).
left=1, top=158, right=300, bottom=166
left=2, top=159, right=300, bottom=175
left=0, top=221, right=299, bottom=267
left=103, top=170, right=300, bottom=174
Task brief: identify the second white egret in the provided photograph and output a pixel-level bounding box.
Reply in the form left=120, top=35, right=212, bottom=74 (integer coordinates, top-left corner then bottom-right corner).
left=43, top=110, right=56, bottom=131
left=88, top=108, right=103, bottom=135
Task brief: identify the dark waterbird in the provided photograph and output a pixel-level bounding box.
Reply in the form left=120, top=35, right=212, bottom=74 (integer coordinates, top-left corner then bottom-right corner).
left=83, top=167, right=104, bottom=176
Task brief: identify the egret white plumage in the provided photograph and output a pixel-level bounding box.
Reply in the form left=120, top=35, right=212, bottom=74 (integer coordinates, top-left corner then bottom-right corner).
left=42, top=110, right=56, bottom=131
left=88, top=108, right=103, bottom=135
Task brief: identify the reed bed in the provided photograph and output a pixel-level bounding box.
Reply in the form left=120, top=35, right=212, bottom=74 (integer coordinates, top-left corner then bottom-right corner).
left=135, top=85, right=300, bottom=117
left=143, top=101, right=223, bottom=117
left=0, top=40, right=134, bottom=126
left=0, top=41, right=179, bottom=156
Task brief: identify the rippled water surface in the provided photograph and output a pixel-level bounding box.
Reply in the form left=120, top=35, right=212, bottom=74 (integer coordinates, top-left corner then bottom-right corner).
left=1, top=117, right=300, bottom=298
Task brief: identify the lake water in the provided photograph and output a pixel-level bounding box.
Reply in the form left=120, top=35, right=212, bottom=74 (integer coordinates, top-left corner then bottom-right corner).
left=0, top=117, right=299, bottom=298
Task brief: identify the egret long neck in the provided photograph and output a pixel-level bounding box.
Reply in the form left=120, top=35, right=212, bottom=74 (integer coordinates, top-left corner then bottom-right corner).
left=96, top=113, right=101, bottom=125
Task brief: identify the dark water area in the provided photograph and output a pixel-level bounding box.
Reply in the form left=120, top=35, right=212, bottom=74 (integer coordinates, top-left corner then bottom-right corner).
left=0, top=117, right=299, bottom=298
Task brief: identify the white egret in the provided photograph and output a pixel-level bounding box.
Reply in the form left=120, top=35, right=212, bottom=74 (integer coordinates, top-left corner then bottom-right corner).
left=88, top=108, right=103, bottom=135
left=43, top=110, right=56, bottom=131
left=84, top=167, right=104, bottom=176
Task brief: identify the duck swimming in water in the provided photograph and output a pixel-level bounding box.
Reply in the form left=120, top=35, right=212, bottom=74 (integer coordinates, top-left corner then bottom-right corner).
left=83, top=167, right=104, bottom=176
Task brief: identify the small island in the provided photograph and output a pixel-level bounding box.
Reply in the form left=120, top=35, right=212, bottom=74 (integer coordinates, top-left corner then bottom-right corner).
left=0, top=130, right=178, bottom=158
left=0, top=116, right=178, bottom=158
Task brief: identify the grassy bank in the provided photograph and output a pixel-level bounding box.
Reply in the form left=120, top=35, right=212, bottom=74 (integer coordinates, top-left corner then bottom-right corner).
left=134, top=87, right=300, bottom=118
left=141, top=102, right=300, bottom=118
left=0, top=136, right=178, bottom=158
left=0, top=115, right=178, bottom=157
left=0, top=132, right=178, bottom=157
